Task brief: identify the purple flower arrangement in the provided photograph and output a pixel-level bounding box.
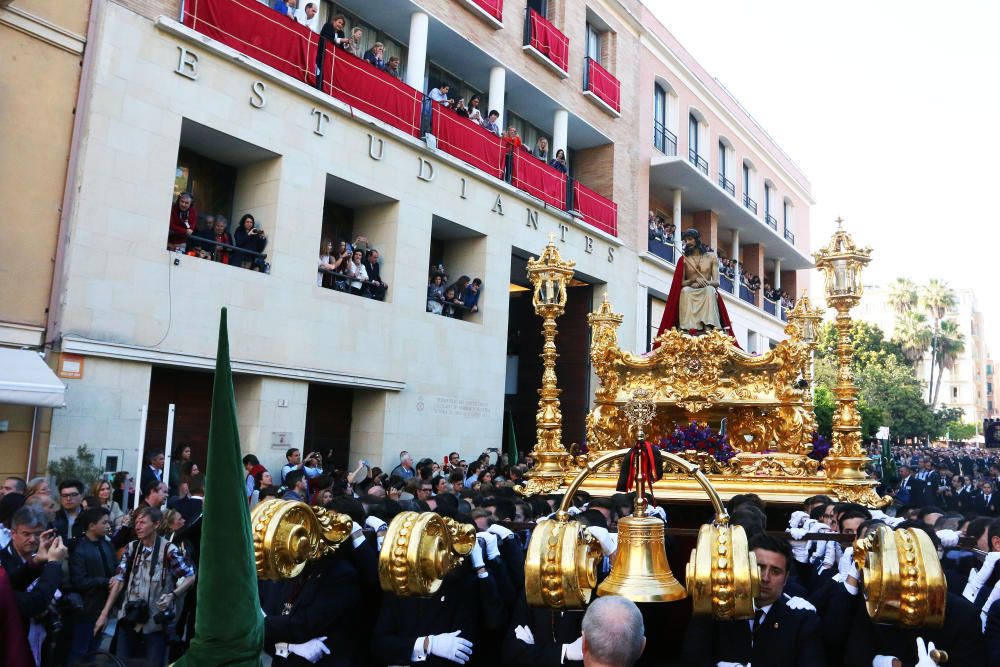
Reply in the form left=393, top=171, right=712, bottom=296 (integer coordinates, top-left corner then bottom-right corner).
left=658, top=422, right=737, bottom=463
left=809, top=433, right=831, bottom=461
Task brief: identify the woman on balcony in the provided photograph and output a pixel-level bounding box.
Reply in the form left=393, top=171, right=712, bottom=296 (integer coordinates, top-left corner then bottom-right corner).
left=533, top=137, right=549, bottom=162
left=233, top=214, right=268, bottom=271
left=467, top=96, right=484, bottom=124
left=344, top=248, right=369, bottom=295
left=548, top=148, right=568, bottom=173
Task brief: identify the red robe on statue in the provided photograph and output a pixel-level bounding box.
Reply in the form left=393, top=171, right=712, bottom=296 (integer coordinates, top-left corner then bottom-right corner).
left=652, top=255, right=740, bottom=350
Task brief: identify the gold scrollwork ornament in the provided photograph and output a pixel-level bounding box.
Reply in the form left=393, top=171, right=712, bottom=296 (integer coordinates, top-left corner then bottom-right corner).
left=377, top=511, right=475, bottom=597
left=251, top=499, right=352, bottom=580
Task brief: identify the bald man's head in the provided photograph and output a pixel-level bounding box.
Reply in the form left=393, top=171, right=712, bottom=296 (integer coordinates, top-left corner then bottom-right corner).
left=582, top=595, right=646, bottom=666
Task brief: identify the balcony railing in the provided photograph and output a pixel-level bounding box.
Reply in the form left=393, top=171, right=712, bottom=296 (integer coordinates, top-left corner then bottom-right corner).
left=743, top=193, right=758, bottom=215
left=784, top=227, right=795, bottom=244
left=688, top=149, right=708, bottom=175
left=780, top=306, right=788, bottom=322
left=764, top=213, right=778, bottom=230
left=720, top=273, right=734, bottom=294
left=583, top=57, right=621, bottom=113
left=739, top=284, right=755, bottom=304
left=653, top=121, right=677, bottom=156
left=763, top=298, right=777, bottom=316
left=180, top=0, right=618, bottom=237
left=523, top=8, right=569, bottom=73
left=647, top=235, right=675, bottom=264
left=718, top=174, right=735, bottom=196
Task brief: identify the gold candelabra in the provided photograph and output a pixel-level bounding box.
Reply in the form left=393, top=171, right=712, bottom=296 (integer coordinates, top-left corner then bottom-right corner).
left=813, top=219, right=885, bottom=505
left=786, top=291, right=824, bottom=412
left=522, top=236, right=576, bottom=493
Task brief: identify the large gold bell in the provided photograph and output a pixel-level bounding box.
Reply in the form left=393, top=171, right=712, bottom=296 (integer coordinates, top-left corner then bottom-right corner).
left=596, top=513, right=687, bottom=602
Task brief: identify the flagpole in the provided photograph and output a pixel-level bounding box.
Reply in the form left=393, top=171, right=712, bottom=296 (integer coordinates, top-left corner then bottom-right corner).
left=134, top=405, right=148, bottom=510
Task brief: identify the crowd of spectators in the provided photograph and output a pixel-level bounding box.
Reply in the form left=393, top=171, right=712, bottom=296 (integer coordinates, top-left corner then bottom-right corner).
left=317, top=234, right=388, bottom=300
left=167, top=193, right=270, bottom=272
left=763, top=283, right=795, bottom=310
left=427, top=263, right=482, bottom=319
left=647, top=211, right=676, bottom=247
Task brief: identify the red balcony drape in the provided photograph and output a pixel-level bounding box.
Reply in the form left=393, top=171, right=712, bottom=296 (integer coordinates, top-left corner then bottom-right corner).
left=573, top=181, right=618, bottom=237
left=183, top=0, right=318, bottom=85
left=528, top=9, right=569, bottom=72
left=511, top=151, right=566, bottom=209
left=325, top=52, right=424, bottom=138
left=432, top=103, right=505, bottom=179
left=470, top=0, right=503, bottom=21
left=586, top=58, right=621, bottom=113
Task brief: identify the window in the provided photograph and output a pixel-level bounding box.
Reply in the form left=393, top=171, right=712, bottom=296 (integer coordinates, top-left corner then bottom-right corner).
left=323, top=3, right=408, bottom=76
left=718, top=140, right=727, bottom=179
left=742, top=163, right=751, bottom=197
left=783, top=200, right=792, bottom=230
left=764, top=183, right=773, bottom=218
left=527, top=0, right=548, bottom=16
left=653, top=84, right=673, bottom=155
left=586, top=23, right=601, bottom=63
left=688, top=113, right=699, bottom=156
left=952, top=387, right=959, bottom=401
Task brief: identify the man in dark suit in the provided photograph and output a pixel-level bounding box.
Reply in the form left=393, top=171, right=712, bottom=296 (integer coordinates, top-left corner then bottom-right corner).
left=362, top=249, right=388, bottom=301
left=52, top=479, right=85, bottom=548
left=681, top=534, right=826, bottom=667
left=977, top=482, right=1000, bottom=516
left=171, top=475, right=205, bottom=525
left=67, top=507, right=115, bottom=662
left=139, top=450, right=165, bottom=491
left=895, top=465, right=926, bottom=507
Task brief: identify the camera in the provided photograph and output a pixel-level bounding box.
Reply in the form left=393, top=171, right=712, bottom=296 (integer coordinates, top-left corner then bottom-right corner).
left=123, top=600, right=150, bottom=625
left=154, top=607, right=176, bottom=626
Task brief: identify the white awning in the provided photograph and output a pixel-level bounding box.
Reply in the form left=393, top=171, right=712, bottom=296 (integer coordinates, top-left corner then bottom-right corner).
left=0, top=349, right=66, bottom=408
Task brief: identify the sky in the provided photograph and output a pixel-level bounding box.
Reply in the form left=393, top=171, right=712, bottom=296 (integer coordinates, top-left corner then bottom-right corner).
left=647, top=0, right=1000, bottom=357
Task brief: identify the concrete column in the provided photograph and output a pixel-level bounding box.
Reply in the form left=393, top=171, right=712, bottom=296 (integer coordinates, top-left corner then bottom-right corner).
left=552, top=108, right=568, bottom=158
left=404, top=12, right=429, bottom=91
left=774, top=259, right=782, bottom=290
left=731, top=229, right=740, bottom=285
left=488, top=66, right=506, bottom=127
left=673, top=190, right=683, bottom=253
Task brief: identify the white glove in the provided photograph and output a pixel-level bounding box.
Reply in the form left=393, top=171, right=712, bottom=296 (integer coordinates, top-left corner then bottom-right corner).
left=648, top=505, right=667, bottom=523
left=981, top=580, right=1000, bottom=631
left=470, top=539, right=486, bottom=569
left=914, top=637, right=937, bottom=667
left=514, top=625, right=535, bottom=645
left=563, top=636, right=583, bottom=661
left=716, top=662, right=746, bottom=667
left=789, top=510, right=810, bottom=529
left=428, top=630, right=474, bottom=664
left=785, top=596, right=816, bottom=612
left=789, top=527, right=809, bottom=540
left=963, top=551, right=1000, bottom=602
left=585, top=526, right=618, bottom=557
left=288, top=637, right=330, bottom=663
left=477, top=531, right=500, bottom=560
left=488, top=524, right=514, bottom=541
left=566, top=506, right=582, bottom=516
left=872, top=657, right=897, bottom=667
left=365, top=516, right=388, bottom=532
left=936, top=529, right=960, bottom=548
left=838, top=547, right=855, bottom=578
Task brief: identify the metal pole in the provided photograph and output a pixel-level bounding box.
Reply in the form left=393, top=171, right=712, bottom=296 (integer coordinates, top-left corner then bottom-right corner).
left=26, top=407, right=38, bottom=480
left=134, top=405, right=148, bottom=510
left=163, top=404, right=176, bottom=497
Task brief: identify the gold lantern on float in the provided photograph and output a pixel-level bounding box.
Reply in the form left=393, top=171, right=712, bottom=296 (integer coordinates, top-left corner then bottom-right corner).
left=524, top=392, right=759, bottom=618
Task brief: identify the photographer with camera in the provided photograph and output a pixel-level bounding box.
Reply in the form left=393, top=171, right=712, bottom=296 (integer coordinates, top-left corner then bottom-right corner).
left=94, top=506, right=195, bottom=665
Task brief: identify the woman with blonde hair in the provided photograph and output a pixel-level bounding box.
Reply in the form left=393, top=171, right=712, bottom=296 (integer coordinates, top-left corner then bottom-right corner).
left=25, top=477, right=52, bottom=500
left=90, top=478, right=125, bottom=526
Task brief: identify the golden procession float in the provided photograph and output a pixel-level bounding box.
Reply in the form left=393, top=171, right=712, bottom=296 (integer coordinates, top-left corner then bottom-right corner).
left=249, top=223, right=946, bottom=643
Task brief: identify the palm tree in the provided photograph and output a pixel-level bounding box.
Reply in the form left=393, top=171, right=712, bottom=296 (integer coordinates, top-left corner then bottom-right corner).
left=887, top=277, right=919, bottom=315
left=930, top=320, right=966, bottom=406
left=893, top=311, right=931, bottom=365
left=920, top=279, right=957, bottom=403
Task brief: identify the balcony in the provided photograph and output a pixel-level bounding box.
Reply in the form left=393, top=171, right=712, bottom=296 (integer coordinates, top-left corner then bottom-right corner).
left=784, top=227, right=795, bottom=244
left=583, top=57, right=621, bottom=117
left=648, top=155, right=812, bottom=269
left=459, top=0, right=503, bottom=28
left=688, top=149, right=708, bottom=176
left=647, top=235, right=675, bottom=264
left=742, top=193, right=758, bottom=215
left=523, top=8, right=569, bottom=77
left=739, top=283, right=755, bottom=304
left=178, top=0, right=618, bottom=237
left=763, top=298, right=777, bottom=317
left=718, top=174, right=735, bottom=197
left=765, top=213, right=778, bottom=231
left=653, top=121, right=677, bottom=156
left=720, top=273, right=734, bottom=294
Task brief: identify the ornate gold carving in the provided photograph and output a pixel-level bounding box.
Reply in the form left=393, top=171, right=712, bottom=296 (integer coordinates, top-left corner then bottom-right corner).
left=378, top=511, right=475, bottom=597
left=250, top=499, right=351, bottom=580
left=727, top=453, right=819, bottom=478
left=686, top=522, right=758, bottom=620
left=524, top=518, right=601, bottom=608
left=831, top=483, right=893, bottom=508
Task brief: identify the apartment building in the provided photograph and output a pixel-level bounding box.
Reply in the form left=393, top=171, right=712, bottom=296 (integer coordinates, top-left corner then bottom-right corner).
left=1, top=0, right=814, bottom=476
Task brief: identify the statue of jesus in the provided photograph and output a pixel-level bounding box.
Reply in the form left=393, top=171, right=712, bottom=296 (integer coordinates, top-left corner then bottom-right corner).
left=653, top=228, right=739, bottom=348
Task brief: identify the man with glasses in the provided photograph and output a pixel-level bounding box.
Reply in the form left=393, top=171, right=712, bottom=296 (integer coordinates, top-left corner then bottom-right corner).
left=0, top=507, right=68, bottom=621
left=54, top=479, right=85, bottom=547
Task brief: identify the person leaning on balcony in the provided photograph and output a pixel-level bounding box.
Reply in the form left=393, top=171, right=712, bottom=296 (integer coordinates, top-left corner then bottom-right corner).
left=463, top=278, right=482, bottom=313
left=205, top=216, right=232, bottom=265
left=454, top=98, right=469, bottom=118
left=385, top=56, right=402, bottom=79
left=320, top=14, right=349, bottom=55
left=344, top=248, right=369, bottom=295
left=297, top=2, right=319, bottom=33
left=427, top=274, right=446, bottom=314
left=429, top=84, right=452, bottom=108
left=482, top=109, right=501, bottom=136
left=467, top=96, right=484, bottom=124
left=362, top=249, right=388, bottom=301
left=548, top=148, right=568, bottom=174
left=346, top=27, right=363, bottom=57
left=533, top=137, right=549, bottom=162
left=363, top=41, right=385, bottom=70
left=233, top=213, right=268, bottom=271
left=167, top=192, right=198, bottom=252
left=502, top=126, right=523, bottom=151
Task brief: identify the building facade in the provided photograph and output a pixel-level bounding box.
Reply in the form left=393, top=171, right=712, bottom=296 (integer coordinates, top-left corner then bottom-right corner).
left=13, top=0, right=813, bottom=477
left=854, top=286, right=990, bottom=426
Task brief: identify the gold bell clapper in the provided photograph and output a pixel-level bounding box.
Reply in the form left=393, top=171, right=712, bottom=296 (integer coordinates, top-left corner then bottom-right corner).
left=596, top=426, right=685, bottom=602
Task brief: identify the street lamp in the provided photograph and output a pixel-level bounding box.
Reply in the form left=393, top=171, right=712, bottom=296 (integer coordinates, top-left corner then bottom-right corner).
left=813, top=218, right=873, bottom=486
left=786, top=290, right=824, bottom=409
left=524, top=235, right=576, bottom=488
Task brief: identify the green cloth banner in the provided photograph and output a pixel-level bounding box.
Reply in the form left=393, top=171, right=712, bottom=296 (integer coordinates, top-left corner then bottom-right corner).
left=174, top=308, right=263, bottom=666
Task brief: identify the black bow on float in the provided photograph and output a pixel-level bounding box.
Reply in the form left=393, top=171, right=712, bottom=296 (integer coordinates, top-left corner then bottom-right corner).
left=616, top=438, right=664, bottom=496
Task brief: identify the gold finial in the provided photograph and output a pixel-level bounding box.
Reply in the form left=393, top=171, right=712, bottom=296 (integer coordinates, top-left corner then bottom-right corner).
left=623, top=389, right=656, bottom=441
left=835, top=216, right=844, bottom=228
